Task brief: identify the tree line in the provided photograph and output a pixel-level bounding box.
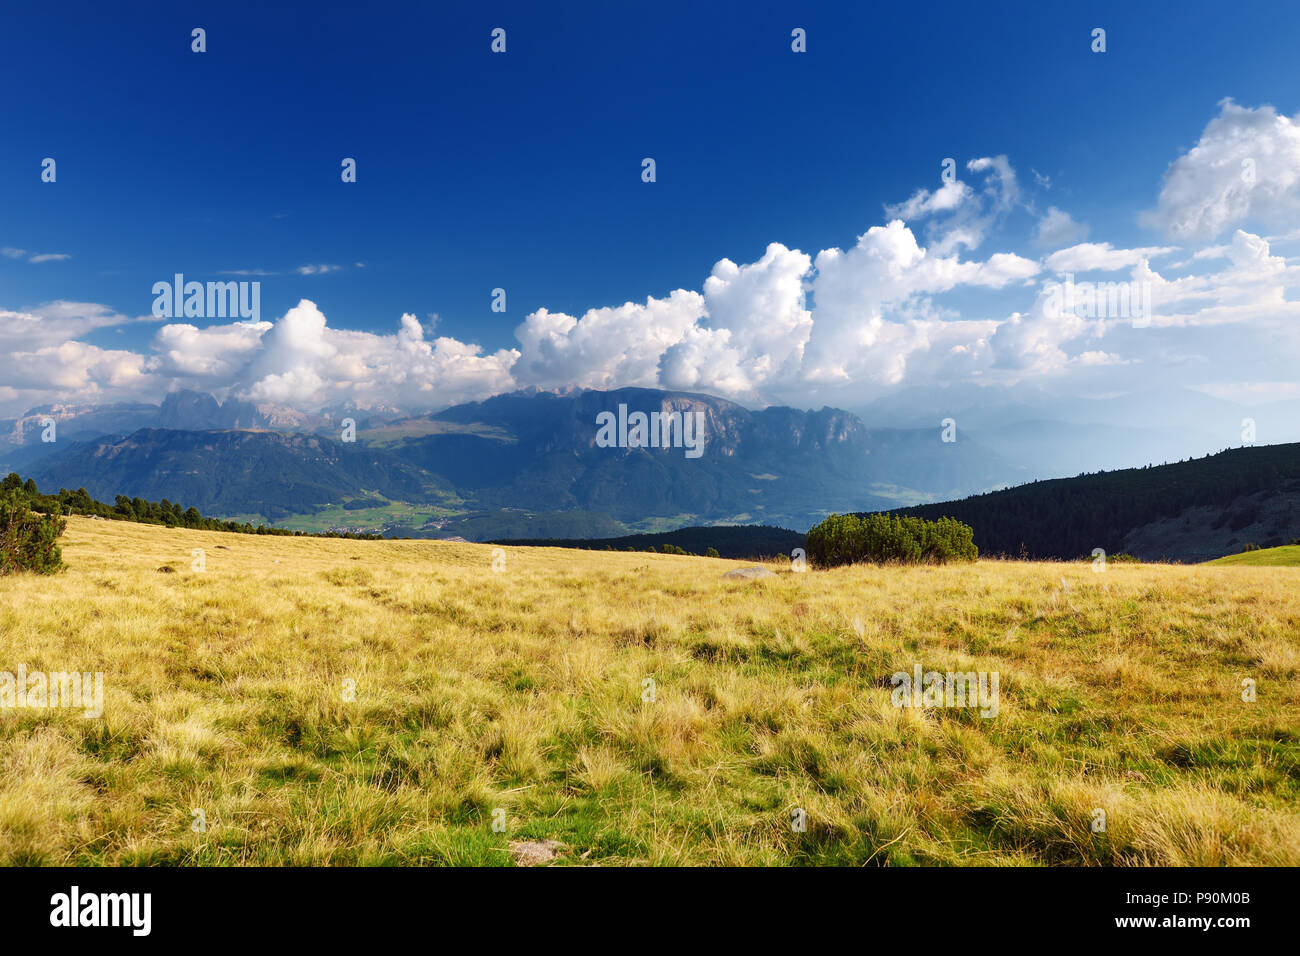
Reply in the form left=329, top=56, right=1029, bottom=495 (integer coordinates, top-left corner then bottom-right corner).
left=1, top=473, right=384, bottom=544
left=886, top=443, right=1300, bottom=559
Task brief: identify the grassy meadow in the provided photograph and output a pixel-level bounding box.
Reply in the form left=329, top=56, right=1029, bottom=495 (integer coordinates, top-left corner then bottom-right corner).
left=1, top=516, right=1297, bottom=866
left=1207, top=545, right=1300, bottom=567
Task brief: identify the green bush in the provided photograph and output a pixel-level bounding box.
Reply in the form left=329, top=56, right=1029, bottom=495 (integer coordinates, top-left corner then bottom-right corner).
left=0, top=491, right=67, bottom=574
left=805, top=512, right=977, bottom=567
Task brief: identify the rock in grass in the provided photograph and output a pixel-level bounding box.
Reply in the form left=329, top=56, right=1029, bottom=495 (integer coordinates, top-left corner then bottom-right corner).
left=508, top=839, right=566, bottom=866
left=722, top=566, right=775, bottom=581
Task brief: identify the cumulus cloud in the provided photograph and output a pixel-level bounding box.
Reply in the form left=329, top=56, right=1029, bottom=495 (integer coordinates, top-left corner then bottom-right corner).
left=1033, top=207, right=1090, bottom=249
left=8, top=102, right=1300, bottom=416
left=1143, top=99, right=1300, bottom=239
left=800, top=219, right=1036, bottom=387
left=657, top=243, right=813, bottom=399
left=163, top=300, right=519, bottom=409
left=3, top=341, right=153, bottom=393
left=153, top=320, right=271, bottom=380
left=513, top=290, right=704, bottom=390
left=990, top=286, right=1098, bottom=374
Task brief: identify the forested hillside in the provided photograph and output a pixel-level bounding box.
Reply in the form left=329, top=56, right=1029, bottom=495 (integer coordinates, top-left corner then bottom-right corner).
left=0, top=473, right=383, bottom=540
left=886, top=443, right=1300, bottom=560
left=492, top=524, right=805, bottom=560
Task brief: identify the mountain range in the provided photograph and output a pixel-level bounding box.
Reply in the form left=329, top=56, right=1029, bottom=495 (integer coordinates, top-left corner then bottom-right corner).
left=5, top=385, right=1284, bottom=544
left=10, top=387, right=1018, bottom=536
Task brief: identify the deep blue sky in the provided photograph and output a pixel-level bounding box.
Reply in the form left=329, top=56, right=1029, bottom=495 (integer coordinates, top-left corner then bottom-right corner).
left=2, top=0, right=1296, bottom=358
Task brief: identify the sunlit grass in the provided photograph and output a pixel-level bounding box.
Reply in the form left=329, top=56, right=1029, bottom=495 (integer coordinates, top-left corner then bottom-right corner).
left=0, top=517, right=1295, bottom=865
left=1207, top=545, right=1300, bottom=567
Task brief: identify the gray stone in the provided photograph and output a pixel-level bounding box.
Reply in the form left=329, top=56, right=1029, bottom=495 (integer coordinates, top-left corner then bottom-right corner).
left=508, top=839, right=567, bottom=866
left=722, top=566, right=776, bottom=581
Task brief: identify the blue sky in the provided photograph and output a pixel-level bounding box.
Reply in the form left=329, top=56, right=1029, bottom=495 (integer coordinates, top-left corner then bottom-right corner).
left=4, top=0, right=1300, bottom=417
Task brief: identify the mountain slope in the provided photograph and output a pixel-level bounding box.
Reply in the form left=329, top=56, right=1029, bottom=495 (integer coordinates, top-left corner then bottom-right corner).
left=1206, top=545, right=1300, bottom=566
left=21, top=387, right=1020, bottom=534
left=885, top=443, right=1300, bottom=561
left=29, top=429, right=448, bottom=521
left=385, top=387, right=1017, bottom=528
left=492, top=523, right=805, bottom=560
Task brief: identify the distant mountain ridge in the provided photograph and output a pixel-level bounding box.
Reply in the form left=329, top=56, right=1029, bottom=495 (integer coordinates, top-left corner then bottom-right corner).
left=156, top=390, right=268, bottom=430
left=0, top=388, right=403, bottom=453
left=17, top=387, right=1296, bottom=558
left=29, top=428, right=447, bottom=521
left=22, top=386, right=1021, bottom=534
left=380, top=386, right=1017, bottom=528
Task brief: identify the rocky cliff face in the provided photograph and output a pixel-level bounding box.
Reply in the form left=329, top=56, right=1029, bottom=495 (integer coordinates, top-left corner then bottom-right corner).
left=18, top=386, right=1021, bottom=531
left=157, top=391, right=269, bottom=430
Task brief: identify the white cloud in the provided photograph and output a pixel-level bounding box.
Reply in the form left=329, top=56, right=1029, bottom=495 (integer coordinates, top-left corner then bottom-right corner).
left=153, top=320, right=271, bottom=379
left=0, top=303, right=162, bottom=407
left=658, top=242, right=812, bottom=399
left=990, top=286, right=1097, bottom=374
left=974, top=252, right=1041, bottom=286
left=4, top=341, right=152, bottom=393
left=882, top=156, right=1026, bottom=257
left=1033, top=207, right=1090, bottom=249
left=1143, top=99, right=1300, bottom=239
left=7, top=103, right=1300, bottom=417
left=513, top=290, right=705, bottom=391
left=799, top=220, right=1036, bottom=388
left=1045, top=242, right=1177, bottom=273
left=968, top=155, right=1020, bottom=211
left=0, top=301, right=153, bottom=352
left=150, top=300, right=520, bottom=410
left=2, top=247, right=72, bottom=263
left=884, top=179, right=973, bottom=220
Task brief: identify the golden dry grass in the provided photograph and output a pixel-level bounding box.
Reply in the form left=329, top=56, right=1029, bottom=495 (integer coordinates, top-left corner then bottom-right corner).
left=0, top=516, right=1296, bottom=865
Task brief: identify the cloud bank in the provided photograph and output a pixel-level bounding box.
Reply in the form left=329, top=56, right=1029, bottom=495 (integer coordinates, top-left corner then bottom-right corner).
left=5, top=101, right=1300, bottom=417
